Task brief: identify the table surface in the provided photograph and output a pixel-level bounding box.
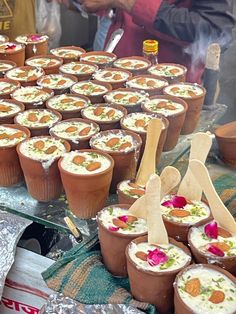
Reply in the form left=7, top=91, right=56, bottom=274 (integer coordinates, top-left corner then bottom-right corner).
left=0, top=104, right=232, bottom=235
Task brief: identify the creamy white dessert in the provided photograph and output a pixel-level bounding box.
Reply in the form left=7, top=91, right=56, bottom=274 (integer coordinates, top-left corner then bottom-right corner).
left=60, top=151, right=111, bottom=174
left=0, top=125, right=27, bottom=147
left=99, top=206, right=147, bottom=234
left=47, top=94, right=90, bottom=111
left=0, top=35, right=8, bottom=43
left=0, top=81, right=18, bottom=95
left=82, top=105, right=124, bottom=122
left=126, top=76, right=168, bottom=90
left=114, top=58, right=149, bottom=70
left=71, top=81, right=108, bottom=96
left=19, top=137, right=67, bottom=169
left=93, top=69, right=130, bottom=83
left=0, top=100, right=22, bottom=117
left=50, top=120, right=99, bottom=142
left=128, top=241, right=191, bottom=272
left=15, top=109, right=60, bottom=128
left=37, top=74, right=76, bottom=89
left=12, top=86, right=52, bottom=103
left=164, top=84, right=204, bottom=98
left=50, top=48, right=83, bottom=59
left=161, top=195, right=211, bottom=225
left=104, top=90, right=148, bottom=106
left=118, top=180, right=145, bottom=198
left=177, top=266, right=236, bottom=314
left=143, top=98, right=184, bottom=116
left=15, top=34, right=48, bottom=44
left=81, top=54, right=116, bottom=65
left=122, top=112, right=163, bottom=133
left=91, top=131, right=135, bottom=152
left=60, top=62, right=97, bottom=75
left=189, top=223, right=236, bottom=258
left=0, top=62, right=15, bottom=72
left=6, top=66, right=44, bottom=82
left=0, top=42, right=23, bottom=53
left=26, top=57, right=61, bottom=68
left=148, top=64, right=185, bottom=77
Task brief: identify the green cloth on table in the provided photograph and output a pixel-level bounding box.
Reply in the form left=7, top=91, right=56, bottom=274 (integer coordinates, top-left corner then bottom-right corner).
left=42, top=234, right=157, bottom=314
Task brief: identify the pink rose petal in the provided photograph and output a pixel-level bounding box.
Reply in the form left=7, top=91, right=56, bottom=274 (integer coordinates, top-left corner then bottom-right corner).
left=109, top=226, right=120, bottom=232
left=147, top=248, right=168, bottom=266
left=207, top=244, right=225, bottom=257
left=162, top=195, right=187, bottom=209
left=204, top=221, right=218, bottom=239
left=118, top=215, right=128, bottom=223
left=6, top=44, right=16, bottom=50
left=29, top=35, right=41, bottom=41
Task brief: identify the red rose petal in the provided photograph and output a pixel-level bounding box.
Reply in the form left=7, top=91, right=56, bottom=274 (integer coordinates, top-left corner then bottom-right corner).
left=204, top=221, right=218, bottom=239
left=162, top=195, right=187, bottom=209
left=118, top=215, right=128, bottom=223
left=207, top=244, right=225, bottom=257
left=147, top=248, right=168, bottom=266
left=108, top=226, right=120, bottom=232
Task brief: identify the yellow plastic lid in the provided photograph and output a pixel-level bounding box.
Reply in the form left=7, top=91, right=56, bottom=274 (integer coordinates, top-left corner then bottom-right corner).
left=143, top=39, right=158, bottom=53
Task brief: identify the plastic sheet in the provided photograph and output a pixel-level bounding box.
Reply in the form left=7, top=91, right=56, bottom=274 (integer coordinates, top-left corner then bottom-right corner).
left=0, top=211, right=32, bottom=298
left=40, top=293, right=144, bottom=314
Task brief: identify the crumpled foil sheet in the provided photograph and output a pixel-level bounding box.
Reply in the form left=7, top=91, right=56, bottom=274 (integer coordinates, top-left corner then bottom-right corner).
left=40, top=293, right=143, bottom=314
left=0, top=210, right=32, bottom=298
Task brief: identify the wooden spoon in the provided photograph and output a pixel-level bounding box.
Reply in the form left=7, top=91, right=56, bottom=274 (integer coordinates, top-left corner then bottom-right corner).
left=160, top=166, right=181, bottom=199
left=189, top=160, right=236, bottom=234
left=135, top=118, right=162, bottom=186
left=146, top=174, right=169, bottom=245
left=178, top=132, right=212, bottom=201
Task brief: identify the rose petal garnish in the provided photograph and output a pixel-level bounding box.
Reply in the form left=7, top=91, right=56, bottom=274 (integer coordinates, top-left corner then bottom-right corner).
left=30, top=35, right=41, bottom=41
left=204, top=221, right=218, bottom=239
left=147, top=248, right=168, bottom=266
left=207, top=244, right=225, bottom=257
left=109, top=226, right=120, bottom=232
left=118, top=215, right=128, bottom=223
left=162, top=195, right=187, bottom=209
left=6, top=44, right=16, bottom=50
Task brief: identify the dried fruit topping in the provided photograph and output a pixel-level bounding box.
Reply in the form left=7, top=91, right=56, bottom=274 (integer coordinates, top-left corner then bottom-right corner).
left=210, top=242, right=230, bottom=252
left=146, top=80, right=156, bottom=87
left=170, top=209, right=190, bottom=218
left=74, top=101, right=85, bottom=107
left=65, top=126, right=78, bottom=133
left=113, top=74, right=122, bottom=80
left=86, top=161, right=101, bottom=171
left=72, top=155, right=85, bottom=165
left=33, top=140, right=45, bottom=150
left=57, top=79, right=67, bottom=86
left=39, top=115, right=51, bottom=123
left=188, top=90, right=197, bottom=97
left=135, top=251, right=148, bottom=261
left=10, top=131, right=24, bottom=139
left=208, top=290, right=225, bottom=304
left=170, top=87, right=180, bottom=93
left=106, top=109, right=115, bottom=118
left=0, top=133, right=9, bottom=139
left=185, top=278, right=201, bottom=297
left=114, top=93, right=125, bottom=100
left=218, top=227, right=232, bottom=238
left=79, top=126, right=91, bottom=136
left=0, top=105, right=11, bottom=112
left=61, top=98, right=72, bottom=104
left=94, top=107, right=104, bottom=116
left=106, top=137, right=119, bottom=147
left=119, top=142, right=132, bottom=151
left=135, top=119, right=146, bottom=128
left=169, top=68, right=180, bottom=75
left=112, top=218, right=128, bottom=229
left=129, top=96, right=139, bottom=103
left=45, top=145, right=57, bottom=154
left=129, top=189, right=145, bottom=196
left=27, top=113, right=38, bottom=122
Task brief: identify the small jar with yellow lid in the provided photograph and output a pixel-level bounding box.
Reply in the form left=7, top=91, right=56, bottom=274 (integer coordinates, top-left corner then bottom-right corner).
left=143, top=39, right=159, bottom=65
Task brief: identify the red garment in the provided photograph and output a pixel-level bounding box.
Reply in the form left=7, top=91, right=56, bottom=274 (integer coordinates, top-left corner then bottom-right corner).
left=105, top=0, right=204, bottom=83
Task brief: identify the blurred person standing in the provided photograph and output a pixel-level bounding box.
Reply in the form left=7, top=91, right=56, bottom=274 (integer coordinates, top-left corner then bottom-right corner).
left=0, top=0, right=36, bottom=40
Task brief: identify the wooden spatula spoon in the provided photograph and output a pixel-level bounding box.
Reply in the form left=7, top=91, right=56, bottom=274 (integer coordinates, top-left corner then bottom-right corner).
left=146, top=174, right=169, bottom=245
left=178, top=132, right=212, bottom=201
left=189, top=160, right=236, bottom=234
left=160, top=166, right=181, bottom=199
left=135, top=119, right=162, bottom=186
